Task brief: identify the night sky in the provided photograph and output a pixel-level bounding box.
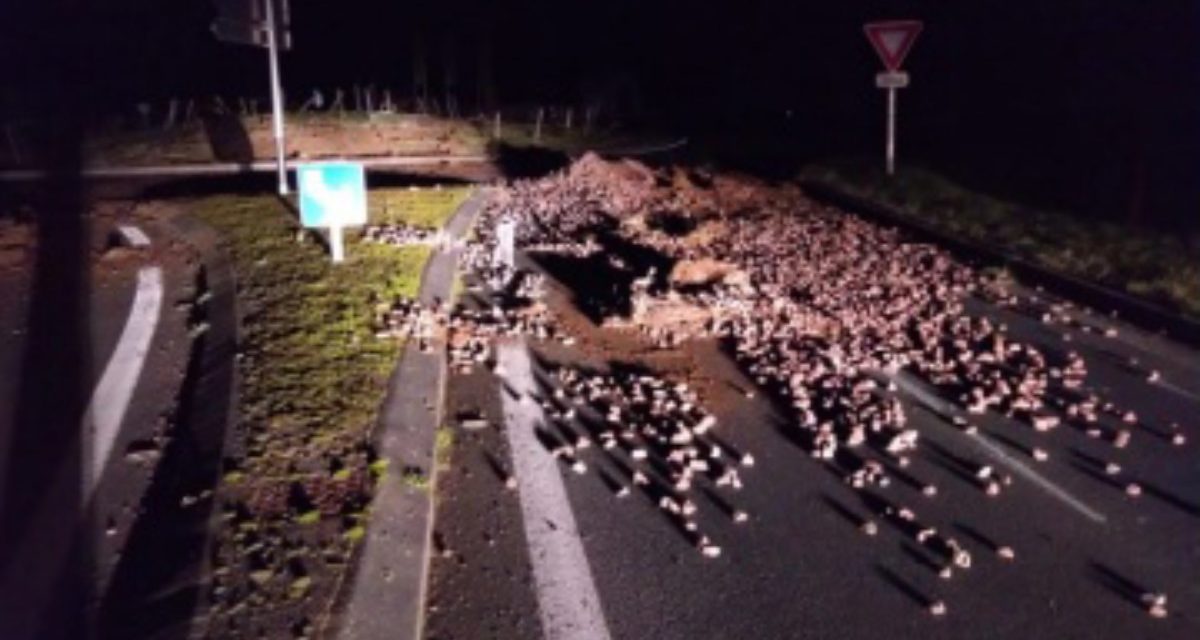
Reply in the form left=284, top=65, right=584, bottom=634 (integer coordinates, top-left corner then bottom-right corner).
left=2, top=1, right=1198, bottom=230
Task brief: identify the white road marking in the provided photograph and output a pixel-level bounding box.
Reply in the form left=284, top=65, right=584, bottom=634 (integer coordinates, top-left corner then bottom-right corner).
left=1155, top=379, right=1200, bottom=404
left=83, top=230, right=163, bottom=497
left=117, top=224, right=151, bottom=248
left=0, top=226, right=163, bottom=638
left=497, top=340, right=612, bottom=640
left=890, top=371, right=1107, bottom=524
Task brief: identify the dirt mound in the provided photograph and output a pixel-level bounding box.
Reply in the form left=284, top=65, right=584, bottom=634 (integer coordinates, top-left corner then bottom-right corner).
left=567, top=152, right=662, bottom=216
left=668, top=258, right=746, bottom=289
left=569, top=151, right=657, bottom=187
left=626, top=291, right=714, bottom=343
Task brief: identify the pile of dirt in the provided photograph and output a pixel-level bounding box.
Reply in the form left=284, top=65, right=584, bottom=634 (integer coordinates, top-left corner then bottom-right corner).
left=563, top=153, right=778, bottom=229
left=569, top=151, right=657, bottom=189
left=668, top=258, right=748, bottom=290
left=568, top=152, right=662, bottom=215
left=627, top=291, right=714, bottom=345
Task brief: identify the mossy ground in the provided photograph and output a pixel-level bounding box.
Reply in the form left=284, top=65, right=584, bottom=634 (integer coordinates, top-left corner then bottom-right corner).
left=801, top=160, right=1200, bottom=319
left=192, top=186, right=468, bottom=636
left=367, top=185, right=473, bottom=228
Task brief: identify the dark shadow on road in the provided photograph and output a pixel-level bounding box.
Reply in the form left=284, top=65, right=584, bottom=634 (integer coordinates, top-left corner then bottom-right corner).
left=1138, top=481, right=1200, bottom=519
left=490, top=142, right=569, bottom=180
left=1073, top=451, right=1200, bottom=519
left=1069, top=458, right=1127, bottom=492
left=984, top=429, right=1034, bottom=457
left=529, top=226, right=670, bottom=325
left=127, top=167, right=472, bottom=204
left=0, top=39, right=91, bottom=639
left=820, top=493, right=866, bottom=529
left=900, top=542, right=944, bottom=576
left=700, top=486, right=738, bottom=520
left=877, top=456, right=928, bottom=494
left=916, top=446, right=984, bottom=492
left=136, top=172, right=276, bottom=200
left=953, top=522, right=1000, bottom=553
left=481, top=449, right=511, bottom=484
left=97, top=220, right=237, bottom=637
left=874, top=565, right=932, bottom=608
left=1089, top=561, right=1151, bottom=611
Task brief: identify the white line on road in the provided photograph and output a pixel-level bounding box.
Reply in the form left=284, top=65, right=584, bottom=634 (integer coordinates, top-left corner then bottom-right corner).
left=890, top=371, right=1107, bottom=524
left=117, top=224, right=151, bottom=248
left=497, top=340, right=613, bottom=640
left=1, top=226, right=164, bottom=638
left=83, top=231, right=163, bottom=497
left=1155, top=379, right=1200, bottom=404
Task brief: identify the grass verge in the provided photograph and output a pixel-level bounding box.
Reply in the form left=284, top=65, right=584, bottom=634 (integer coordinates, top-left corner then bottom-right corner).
left=800, top=159, right=1200, bottom=320
left=192, top=187, right=465, bottom=636
left=368, top=186, right=473, bottom=228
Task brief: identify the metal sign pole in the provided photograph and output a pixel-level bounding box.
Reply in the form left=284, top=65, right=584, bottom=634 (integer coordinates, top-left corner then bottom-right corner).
left=886, top=86, right=897, bottom=176
left=865, top=20, right=921, bottom=177
left=330, top=224, right=345, bottom=263
left=265, top=0, right=288, bottom=195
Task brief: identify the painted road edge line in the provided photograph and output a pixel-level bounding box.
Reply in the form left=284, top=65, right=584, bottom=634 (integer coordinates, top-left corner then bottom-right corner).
left=890, top=371, right=1106, bottom=524
left=118, top=224, right=151, bottom=248
left=84, top=226, right=163, bottom=497
left=498, top=339, right=613, bottom=640
left=1, top=225, right=164, bottom=638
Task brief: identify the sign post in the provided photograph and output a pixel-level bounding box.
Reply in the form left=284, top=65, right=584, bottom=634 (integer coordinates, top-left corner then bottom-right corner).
left=864, top=20, right=922, bottom=176
left=264, top=0, right=288, bottom=195
left=211, top=0, right=293, bottom=195
left=494, top=216, right=516, bottom=269
left=298, top=162, right=368, bottom=263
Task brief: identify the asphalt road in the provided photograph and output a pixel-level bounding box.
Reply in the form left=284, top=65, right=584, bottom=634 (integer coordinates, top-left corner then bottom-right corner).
left=0, top=213, right=196, bottom=639
left=427, top=254, right=1200, bottom=639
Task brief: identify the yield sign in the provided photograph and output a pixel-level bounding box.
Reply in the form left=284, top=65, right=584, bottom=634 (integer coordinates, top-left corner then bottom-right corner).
left=864, top=20, right=923, bottom=71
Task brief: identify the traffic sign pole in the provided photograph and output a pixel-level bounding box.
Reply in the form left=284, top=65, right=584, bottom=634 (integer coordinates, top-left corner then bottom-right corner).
left=864, top=20, right=922, bottom=178
left=330, top=224, right=345, bottom=263
left=265, top=0, right=288, bottom=195
left=886, top=87, right=896, bottom=176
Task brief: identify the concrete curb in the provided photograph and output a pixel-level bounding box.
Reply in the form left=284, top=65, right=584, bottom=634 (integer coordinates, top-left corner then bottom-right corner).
left=334, top=189, right=489, bottom=640
left=800, top=179, right=1200, bottom=348
left=96, top=211, right=240, bottom=637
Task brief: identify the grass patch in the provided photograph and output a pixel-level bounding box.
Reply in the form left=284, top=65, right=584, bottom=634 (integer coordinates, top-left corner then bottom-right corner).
left=193, top=191, right=442, bottom=634
left=294, top=509, right=321, bottom=525
left=367, top=185, right=472, bottom=229
left=434, top=427, right=454, bottom=469
left=368, top=457, right=390, bottom=478
left=800, top=160, right=1200, bottom=319
left=194, top=194, right=428, bottom=470
left=401, top=467, right=430, bottom=491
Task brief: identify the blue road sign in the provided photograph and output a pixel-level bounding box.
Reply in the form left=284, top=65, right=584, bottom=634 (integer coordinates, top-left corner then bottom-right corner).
left=298, top=162, right=368, bottom=228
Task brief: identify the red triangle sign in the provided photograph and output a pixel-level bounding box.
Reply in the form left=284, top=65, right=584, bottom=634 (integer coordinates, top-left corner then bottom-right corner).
left=864, top=20, right=923, bottom=71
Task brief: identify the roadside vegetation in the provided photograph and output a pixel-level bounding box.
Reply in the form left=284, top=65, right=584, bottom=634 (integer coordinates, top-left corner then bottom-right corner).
left=192, top=186, right=467, bottom=636
left=486, top=120, right=647, bottom=154
left=69, top=110, right=648, bottom=169
left=70, top=109, right=648, bottom=169
left=80, top=113, right=488, bottom=167
left=369, top=185, right=473, bottom=228
left=800, top=160, right=1200, bottom=320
